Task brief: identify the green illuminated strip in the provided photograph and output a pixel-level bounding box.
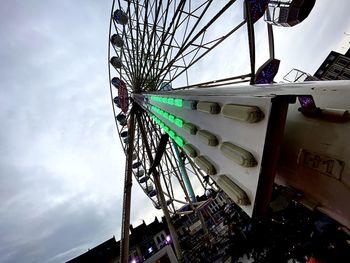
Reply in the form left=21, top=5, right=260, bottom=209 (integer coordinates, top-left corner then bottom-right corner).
left=175, top=98, right=183, bottom=107
left=174, top=118, right=183, bottom=128
left=169, top=130, right=175, bottom=139
left=175, top=136, right=185, bottom=147
left=149, top=109, right=186, bottom=148
left=148, top=95, right=183, bottom=108
left=149, top=104, right=184, bottom=135
left=168, top=114, right=175, bottom=123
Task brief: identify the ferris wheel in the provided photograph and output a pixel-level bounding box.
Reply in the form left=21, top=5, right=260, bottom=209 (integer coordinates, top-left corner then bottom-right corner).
left=109, top=0, right=270, bottom=213
left=107, top=0, right=315, bottom=261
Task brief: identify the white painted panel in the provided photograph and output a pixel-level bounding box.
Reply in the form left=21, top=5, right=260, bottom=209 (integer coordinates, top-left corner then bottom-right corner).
left=143, top=93, right=275, bottom=216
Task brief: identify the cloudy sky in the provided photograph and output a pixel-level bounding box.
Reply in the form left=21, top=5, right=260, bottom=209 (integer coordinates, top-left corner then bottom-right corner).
left=1, top=0, right=350, bottom=262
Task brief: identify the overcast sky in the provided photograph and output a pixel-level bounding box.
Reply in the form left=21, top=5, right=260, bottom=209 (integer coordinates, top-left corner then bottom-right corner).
left=1, top=1, right=350, bottom=262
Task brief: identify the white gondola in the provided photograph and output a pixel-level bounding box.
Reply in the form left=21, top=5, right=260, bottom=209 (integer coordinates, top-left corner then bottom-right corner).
left=265, top=0, right=316, bottom=27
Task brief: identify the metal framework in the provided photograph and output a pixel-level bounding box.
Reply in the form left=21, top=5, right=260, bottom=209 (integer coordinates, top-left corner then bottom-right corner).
left=108, top=1, right=277, bottom=262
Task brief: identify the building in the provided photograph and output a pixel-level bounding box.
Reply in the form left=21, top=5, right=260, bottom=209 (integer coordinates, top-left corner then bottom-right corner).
left=283, top=48, right=350, bottom=82
left=66, top=237, right=120, bottom=263
left=313, top=48, right=350, bottom=80
left=128, top=217, right=169, bottom=257
left=171, top=190, right=231, bottom=236
left=66, top=217, right=176, bottom=263
left=66, top=191, right=231, bottom=263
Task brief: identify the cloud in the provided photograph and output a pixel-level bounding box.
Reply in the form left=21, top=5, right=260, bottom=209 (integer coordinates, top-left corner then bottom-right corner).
left=1, top=1, right=350, bottom=263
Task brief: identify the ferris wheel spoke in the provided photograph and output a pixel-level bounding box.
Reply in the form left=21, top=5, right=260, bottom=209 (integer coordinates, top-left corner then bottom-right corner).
left=136, top=0, right=150, bottom=81
left=140, top=0, right=186, bottom=89
left=186, top=162, right=206, bottom=190
left=171, top=20, right=248, bottom=85
left=143, top=114, right=176, bottom=198
left=150, top=2, right=186, bottom=80
left=137, top=116, right=171, bottom=218
left=154, top=0, right=237, bottom=84
left=156, top=32, right=206, bottom=87
left=154, top=3, right=212, bottom=85
left=146, top=1, right=178, bottom=86
left=147, top=139, right=174, bottom=207
left=141, top=113, right=188, bottom=211
left=130, top=0, right=148, bottom=79
left=245, top=0, right=256, bottom=84
left=137, top=0, right=164, bottom=90
left=267, top=23, right=275, bottom=59
left=161, top=159, right=176, bottom=212
left=135, top=122, right=156, bottom=201
left=179, top=1, right=210, bottom=46
left=125, top=1, right=139, bottom=68
left=137, top=113, right=170, bottom=202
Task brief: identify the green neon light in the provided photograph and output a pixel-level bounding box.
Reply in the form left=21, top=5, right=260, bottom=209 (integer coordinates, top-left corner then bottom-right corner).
left=174, top=118, right=183, bottom=127
left=168, top=114, right=175, bottom=123
left=175, top=98, right=183, bottom=107
left=149, top=95, right=184, bottom=108
left=168, top=98, right=174, bottom=105
left=148, top=103, right=189, bottom=139
left=175, top=136, right=185, bottom=147
left=169, top=130, right=175, bottom=139
left=149, top=106, right=186, bottom=148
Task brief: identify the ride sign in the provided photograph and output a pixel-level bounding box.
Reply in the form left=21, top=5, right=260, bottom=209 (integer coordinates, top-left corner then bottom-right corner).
left=117, top=78, right=129, bottom=113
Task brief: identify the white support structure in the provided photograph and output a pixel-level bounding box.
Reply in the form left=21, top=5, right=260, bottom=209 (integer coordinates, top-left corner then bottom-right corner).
left=133, top=80, right=350, bottom=225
